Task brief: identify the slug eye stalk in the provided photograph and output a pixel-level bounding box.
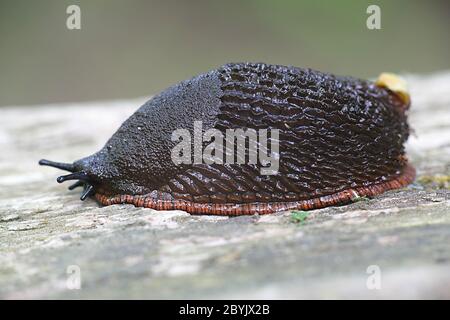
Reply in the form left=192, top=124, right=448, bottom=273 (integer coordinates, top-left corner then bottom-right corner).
left=38, top=159, right=75, bottom=172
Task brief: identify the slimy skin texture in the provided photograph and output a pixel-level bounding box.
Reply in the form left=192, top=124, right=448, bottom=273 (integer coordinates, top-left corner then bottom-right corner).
left=39, top=62, right=415, bottom=215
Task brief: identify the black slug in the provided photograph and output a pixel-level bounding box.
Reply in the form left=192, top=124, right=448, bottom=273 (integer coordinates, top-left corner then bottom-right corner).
left=39, top=62, right=415, bottom=215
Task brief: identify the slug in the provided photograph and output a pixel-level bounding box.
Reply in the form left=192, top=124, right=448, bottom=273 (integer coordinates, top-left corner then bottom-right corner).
left=39, top=62, right=415, bottom=215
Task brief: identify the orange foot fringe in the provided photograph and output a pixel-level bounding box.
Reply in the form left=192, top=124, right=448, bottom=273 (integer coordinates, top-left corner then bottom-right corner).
left=94, top=164, right=416, bottom=216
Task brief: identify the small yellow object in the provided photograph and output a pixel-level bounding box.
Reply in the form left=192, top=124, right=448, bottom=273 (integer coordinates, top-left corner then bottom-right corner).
left=375, top=72, right=410, bottom=105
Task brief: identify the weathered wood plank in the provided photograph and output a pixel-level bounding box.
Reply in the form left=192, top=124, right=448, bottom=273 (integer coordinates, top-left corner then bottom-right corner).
left=0, top=72, right=449, bottom=299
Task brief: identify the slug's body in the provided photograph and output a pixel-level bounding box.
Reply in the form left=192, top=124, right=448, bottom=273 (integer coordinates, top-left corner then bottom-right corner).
left=40, top=62, right=415, bottom=215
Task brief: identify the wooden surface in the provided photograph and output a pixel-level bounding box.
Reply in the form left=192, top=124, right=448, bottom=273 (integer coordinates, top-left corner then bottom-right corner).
left=0, top=72, right=449, bottom=299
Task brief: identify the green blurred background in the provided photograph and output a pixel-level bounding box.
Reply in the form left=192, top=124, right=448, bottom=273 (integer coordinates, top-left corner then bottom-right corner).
left=0, top=0, right=449, bottom=106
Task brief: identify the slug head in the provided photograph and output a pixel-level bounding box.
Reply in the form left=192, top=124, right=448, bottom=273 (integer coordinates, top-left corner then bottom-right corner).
left=39, top=149, right=155, bottom=200
left=38, top=159, right=96, bottom=200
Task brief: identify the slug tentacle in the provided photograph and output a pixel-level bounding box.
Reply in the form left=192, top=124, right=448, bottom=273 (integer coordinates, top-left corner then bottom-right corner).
left=39, top=159, right=96, bottom=201
left=80, top=184, right=95, bottom=201
left=56, top=172, right=90, bottom=183
left=68, top=181, right=85, bottom=190
left=39, top=159, right=75, bottom=172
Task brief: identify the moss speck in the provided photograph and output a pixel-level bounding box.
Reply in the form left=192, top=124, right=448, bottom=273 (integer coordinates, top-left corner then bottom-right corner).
left=418, top=174, right=450, bottom=189
left=291, top=210, right=310, bottom=225
left=352, top=195, right=370, bottom=202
